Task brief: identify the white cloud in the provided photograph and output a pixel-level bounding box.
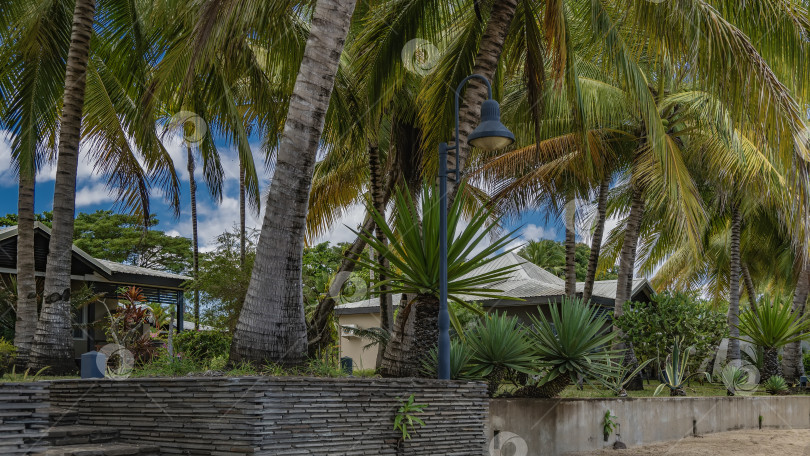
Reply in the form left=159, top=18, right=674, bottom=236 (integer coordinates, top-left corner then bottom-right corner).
left=521, top=223, right=556, bottom=242
left=0, top=132, right=14, bottom=186
left=313, top=203, right=366, bottom=245
left=75, top=182, right=115, bottom=207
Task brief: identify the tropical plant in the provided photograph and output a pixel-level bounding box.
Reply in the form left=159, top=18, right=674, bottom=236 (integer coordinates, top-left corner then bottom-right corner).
left=421, top=339, right=475, bottom=381
left=173, top=330, right=232, bottom=363
left=3, top=365, right=50, bottom=382
left=613, top=292, right=728, bottom=374
left=518, top=240, right=566, bottom=277
left=599, top=357, right=654, bottom=397
left=464, top=313, right=537, bottom=396
left=522, top=298, right=618, bottom=398
left=654, top=338, right=711, bottom=397
left=603, top=411, right=618, bottom=442
left=354, top=182, right=520, bottom=377
left=0, top=339, right=17, bottom=377
left=393, top=395, right=428, bottom=441
left=734, top=296, right=810, bottom=382
left=763, top=375, right=789, bottom=395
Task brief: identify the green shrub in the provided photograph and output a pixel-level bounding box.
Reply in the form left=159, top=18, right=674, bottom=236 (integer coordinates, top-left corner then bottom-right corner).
left=613, top=292, right=727, bottom=373
left=802, top=351, right=810, bottom=375
left=0, top=339, right=17, bottom=377
left=763, top=375, right=788, bottom=395
left=174, top=330, right=232, bottom=363
left=132, top=351, right=203, bottom=377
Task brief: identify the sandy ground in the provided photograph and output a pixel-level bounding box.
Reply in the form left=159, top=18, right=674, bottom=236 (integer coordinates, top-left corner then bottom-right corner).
left=571, top=429, right=810, bottom=456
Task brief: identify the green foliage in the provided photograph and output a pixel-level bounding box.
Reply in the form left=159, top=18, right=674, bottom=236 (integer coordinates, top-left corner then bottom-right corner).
left=528, top=298, right=618, bottom=385
left=735, top=295, right=810, bottom=350
left=132, top=351, right=203, bottom=377
left=0, top=212, right=52, bottom=228
left=421, top=339, right=475, bottom=380
left=654, top=338, right=711, bottom=396
left=189, top=229, right=255, bottom=331
left=0, top=339, right=17, bottom=377
left=719, top=363, right=754, bottom=396
left=763, top=375, right=788, bottom=395
left=353, top=183, right=521, bottom=334
left=465, top=312, right=537, bottom=392
left=613, top=292, right=727, bottom=372
left=302, top=241, right=371, bottom=309
left=599, top=357, right=654, bottom=396
left=72, top=211, right=192, bottom=273
left=393, top=395, right=428, bottom=441
left=174, top=330, right=232, bottom=363
left=802, top=351, right=810, bottom=376
left=3, top=365, right=50, bottom=382
left=353, top=368, right=378, bottom=378
left=603, top=411, right=618, bottom=441
left=518, top=240, right=618, bottom=281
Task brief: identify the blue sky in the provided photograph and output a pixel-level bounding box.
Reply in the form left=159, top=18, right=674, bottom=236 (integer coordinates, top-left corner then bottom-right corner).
left=0, top=130, right=570, bottom=251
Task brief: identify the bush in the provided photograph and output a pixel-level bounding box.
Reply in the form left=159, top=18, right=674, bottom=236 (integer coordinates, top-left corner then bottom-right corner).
left=0, top=339, right=16, bottom=377
left=174, top=330, right=232, bottom=363
left=613, top=292, right=727, bottom=373
left=763, top=375, right=788, bottom=395
left=132, top=350, right=203, bottom=377
left=802, top=351, right=810, bottom=375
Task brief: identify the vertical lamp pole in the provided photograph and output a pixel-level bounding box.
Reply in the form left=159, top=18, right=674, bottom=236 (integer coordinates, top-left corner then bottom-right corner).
left=438, top=75, right=515, bottom=380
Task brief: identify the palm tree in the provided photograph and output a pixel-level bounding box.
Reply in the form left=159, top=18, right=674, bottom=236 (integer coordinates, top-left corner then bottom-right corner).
left=518, top=240, right=565, bottom=277
left=783, top=265, right=809, bottom=381
left=230, top=0, right=356, bottom=366
left=582, top=176, right=611, bottom=303
left=353, top=183, right=521, bottom=377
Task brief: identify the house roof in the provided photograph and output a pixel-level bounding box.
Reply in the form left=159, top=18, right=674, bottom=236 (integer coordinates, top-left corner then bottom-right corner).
left=335, top=252, right=654, bottom=315
left=0, top=223, right=190, bottom=289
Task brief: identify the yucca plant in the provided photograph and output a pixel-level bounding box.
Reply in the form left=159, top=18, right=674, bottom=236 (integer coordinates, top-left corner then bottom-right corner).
left=353, top=183, right=521, bottom=377
left=763, top=375, right=788, bottom=395
left=734, top=295, right=810, bottom=382
left=421, top=339, right=475, bottom=381
left=655, top=338, right=711, bottom=396
left=523, top=298, right=619, bottom=398
left=463, top=312, right=537, bottom=396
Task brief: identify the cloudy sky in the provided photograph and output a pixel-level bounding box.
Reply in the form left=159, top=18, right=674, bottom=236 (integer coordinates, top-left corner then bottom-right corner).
left=0, top=130, right=588, bottom=253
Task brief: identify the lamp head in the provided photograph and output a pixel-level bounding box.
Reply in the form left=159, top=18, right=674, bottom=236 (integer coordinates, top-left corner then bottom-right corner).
left=467, top=99, right=515, bottom=151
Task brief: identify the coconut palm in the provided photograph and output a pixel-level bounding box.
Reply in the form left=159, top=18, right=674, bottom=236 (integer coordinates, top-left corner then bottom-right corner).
left=352, top=183, right=521, bottom=377
left=734, top=295, right=810, bottom=382
left=518, top=240, right=565, bottom=277
left=230, top=0, right=356, bottom=366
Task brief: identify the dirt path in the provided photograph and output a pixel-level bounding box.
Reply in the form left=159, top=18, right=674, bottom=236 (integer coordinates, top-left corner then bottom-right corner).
left=571, top=429, right=810, bottom=456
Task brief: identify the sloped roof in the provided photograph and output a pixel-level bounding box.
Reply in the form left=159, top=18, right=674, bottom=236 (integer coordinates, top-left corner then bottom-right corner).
left=96, top=259, right=189, bottom=281
left=336, top=251, right=653, bottom=315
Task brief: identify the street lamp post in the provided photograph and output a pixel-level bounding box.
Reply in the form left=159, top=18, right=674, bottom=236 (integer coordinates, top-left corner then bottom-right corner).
left=438, top=74, right=515, bottom=380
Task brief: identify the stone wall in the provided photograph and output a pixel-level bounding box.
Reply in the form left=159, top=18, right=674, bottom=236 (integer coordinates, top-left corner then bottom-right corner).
left=489, top=396, right=810, bottom=455
left=0, top=382, right=49, bottom=455
left=50, top=376, right=488, bottom=455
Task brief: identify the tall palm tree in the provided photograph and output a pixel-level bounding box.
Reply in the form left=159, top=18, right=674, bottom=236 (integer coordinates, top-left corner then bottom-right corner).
left=230, top=0, right=356, bottom=366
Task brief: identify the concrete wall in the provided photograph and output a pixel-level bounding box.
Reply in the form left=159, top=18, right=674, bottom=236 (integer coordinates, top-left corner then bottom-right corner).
left=0, top=382, right=49, bottom=455
left=51, top=376, right=488, bottom=455
left=488, top=396, right=810, bottom=455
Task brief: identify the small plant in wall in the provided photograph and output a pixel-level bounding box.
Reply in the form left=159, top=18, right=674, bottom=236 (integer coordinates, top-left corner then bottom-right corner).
left=603, top=410, right=618, bottom=442
left=393, top=394, right=428, bottom=452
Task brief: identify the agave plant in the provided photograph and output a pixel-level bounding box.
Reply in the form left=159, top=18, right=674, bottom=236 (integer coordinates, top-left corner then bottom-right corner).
left=763, top=375, right=788, bottom=395
left=353, top=183, right=521, bottom=377
left=654, top=338, right=711, bottom=396
left=734, top=295, right=810, bottom=382
left=523, top=298, right=619, bottom=398
left=599, top=357, right=654, bottom=397
left=464, top=312, right=537, bottom=396
left=719, top=363, right=756, bottom=396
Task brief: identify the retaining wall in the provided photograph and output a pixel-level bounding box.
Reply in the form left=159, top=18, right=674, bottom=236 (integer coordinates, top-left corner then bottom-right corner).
left=50, top=376, right=488, bottom=455
left=0, top=382, right=49, bottom=455
left=489, top=395, right=810, bottom=455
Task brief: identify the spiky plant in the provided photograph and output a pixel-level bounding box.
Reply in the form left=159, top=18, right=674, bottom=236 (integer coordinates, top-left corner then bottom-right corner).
left=353, top=183, right=521, bottom=377
left=763, top=375, right=788, bottom=395
left=464, top=313, right=537, bottom=396
left=654, top=338, right=711, bottom=396
left=734, top=295, right=810, bottom=382
left=523, top=297, right=618, bottom=398
left=421, top=339, right=475, bottom=381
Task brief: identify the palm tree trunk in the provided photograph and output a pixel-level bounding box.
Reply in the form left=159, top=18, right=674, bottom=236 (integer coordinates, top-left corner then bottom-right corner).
left=239, top=162, right=246, bottom=267
left=583, top=176, right=610, bottom=303
left=368, top=142, right=393, bottom=334
left=742, top=262, right=757, bottom=309
left=187, top=145, right=200, bottom=331
left=447, top=0, right=519, bottom=203
left=614, top=179, right=645, bottom=390
left=230, top=0, right=354, bottom=366
left=14, top=172, right=37, bottom=367
left=379, top=294, right=439, bottom=378
left=727, top=202, right=742, bottom=363
left=28, top=0, right=96, bottom=374
left=783, top=265, right=809, bottom=381
left=762, top=347, right=782, bottom=383
left=564, top=196, right=576, bottom=298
